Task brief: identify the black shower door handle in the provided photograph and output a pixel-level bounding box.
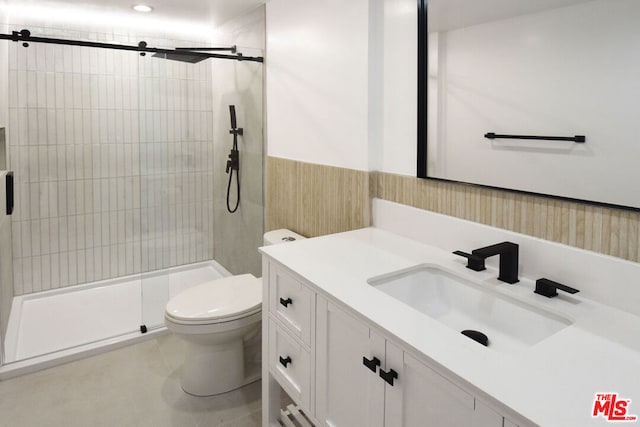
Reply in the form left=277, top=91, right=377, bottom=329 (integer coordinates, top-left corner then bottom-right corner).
left=5, top=172, right=14, bottom=215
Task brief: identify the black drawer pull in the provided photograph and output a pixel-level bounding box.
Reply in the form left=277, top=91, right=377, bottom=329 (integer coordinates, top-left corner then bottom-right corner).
left=379, top=368, right=398, bottom=386
left=279, top=356, right=292, bottom=368
left=362, top=356, right=381, bottom=373
left=279, top=297, right=293, bottom=307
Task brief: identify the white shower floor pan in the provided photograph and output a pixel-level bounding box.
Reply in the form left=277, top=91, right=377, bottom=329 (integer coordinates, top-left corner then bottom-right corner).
left=1, top=261, right=230, bottom=379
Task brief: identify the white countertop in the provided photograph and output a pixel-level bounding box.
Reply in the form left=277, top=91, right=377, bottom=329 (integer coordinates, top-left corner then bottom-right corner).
left=260, top=227, right=640, bottom=427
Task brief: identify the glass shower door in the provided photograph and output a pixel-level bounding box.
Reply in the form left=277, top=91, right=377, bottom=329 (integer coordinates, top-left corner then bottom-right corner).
left=3, top=31, right=149, bottom=362
left=138, top=39, right=216, bottom=331
left=139, top=42, right=170, bottom=331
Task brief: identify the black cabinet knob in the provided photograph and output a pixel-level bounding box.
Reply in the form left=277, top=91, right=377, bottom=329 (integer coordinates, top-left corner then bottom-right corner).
left=279, top=297, right=293, bottom=307
left=362, top=356, right=381, bottom=373
left=379, top=368, right=398, bottom=386
left=279, top=356, right=292, bottom=368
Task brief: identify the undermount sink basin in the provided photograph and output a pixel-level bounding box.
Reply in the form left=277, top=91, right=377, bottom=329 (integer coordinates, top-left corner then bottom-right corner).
left=367, top=264, right=572, bottom=353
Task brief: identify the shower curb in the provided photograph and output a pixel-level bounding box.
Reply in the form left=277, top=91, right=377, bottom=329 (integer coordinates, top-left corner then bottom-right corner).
left=0, top=327, right=169, bottom=380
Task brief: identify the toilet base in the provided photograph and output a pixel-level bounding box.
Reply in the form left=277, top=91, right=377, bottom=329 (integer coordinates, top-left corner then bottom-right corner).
left=179, top=328, right=262, bottom=396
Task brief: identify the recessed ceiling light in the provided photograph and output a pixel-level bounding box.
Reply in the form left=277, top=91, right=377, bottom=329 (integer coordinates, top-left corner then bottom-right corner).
left=132, top=4, right=153, bottom=13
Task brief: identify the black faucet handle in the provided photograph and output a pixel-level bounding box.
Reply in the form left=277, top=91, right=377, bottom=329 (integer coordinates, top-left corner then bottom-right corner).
left=535, top=278, right=579, bottom=298
left=453, top=250, right=486, bottom=272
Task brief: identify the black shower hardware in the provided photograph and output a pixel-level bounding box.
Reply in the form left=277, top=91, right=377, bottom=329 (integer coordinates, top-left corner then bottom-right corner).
left=484, top=132, right=586, bottom=143
left=534, top=278, right=580, bottom=298
left=175, top=46, right=237, bottom=52
left=0, top=29, right=263, bottom=63
left=5, top=172, right=14, bottom=216
left=454, top=241, right=519, bottom=284
left=226, top=105, right=243, bottom=213
left=153, top=46, right=238, bottom=63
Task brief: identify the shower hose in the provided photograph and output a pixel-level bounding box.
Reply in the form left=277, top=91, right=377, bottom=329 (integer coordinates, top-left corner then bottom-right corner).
left=226, top=143, right=240, bottom=214
left=226, top=104, right=241, bottom=214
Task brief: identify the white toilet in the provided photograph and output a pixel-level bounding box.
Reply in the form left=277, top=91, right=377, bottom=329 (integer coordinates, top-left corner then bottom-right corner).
left=164, top=229, right=305, bottom=396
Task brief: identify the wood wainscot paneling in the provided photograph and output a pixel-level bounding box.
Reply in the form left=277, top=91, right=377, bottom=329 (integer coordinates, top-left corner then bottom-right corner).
left=266, top=157, right=371, bottom=238
left=376, top=172, right=640, bottom=263
left=265, top=159, right=640, bottom=262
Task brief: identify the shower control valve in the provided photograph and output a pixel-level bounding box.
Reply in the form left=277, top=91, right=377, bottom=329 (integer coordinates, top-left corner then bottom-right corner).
left=226, top=149, right=239, bottom=173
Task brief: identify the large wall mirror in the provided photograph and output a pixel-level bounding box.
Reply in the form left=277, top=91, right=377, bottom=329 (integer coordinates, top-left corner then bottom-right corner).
left=417, top=0, right=640, bottom=211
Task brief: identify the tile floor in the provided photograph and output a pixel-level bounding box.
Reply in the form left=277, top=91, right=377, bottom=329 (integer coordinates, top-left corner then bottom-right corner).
left=0, top=333, right=262, bottom=427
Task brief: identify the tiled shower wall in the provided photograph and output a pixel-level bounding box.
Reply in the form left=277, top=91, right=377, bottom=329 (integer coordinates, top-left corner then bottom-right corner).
left=7, top=27, right=215, bottom=295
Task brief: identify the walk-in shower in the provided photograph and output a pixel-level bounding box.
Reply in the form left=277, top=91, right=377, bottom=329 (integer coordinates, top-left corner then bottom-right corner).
left=0, top=16, right=265, bottom=375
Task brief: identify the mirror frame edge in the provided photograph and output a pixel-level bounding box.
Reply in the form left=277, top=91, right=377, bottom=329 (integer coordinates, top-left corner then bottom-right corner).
left=417, top=0, right=428, bottom=178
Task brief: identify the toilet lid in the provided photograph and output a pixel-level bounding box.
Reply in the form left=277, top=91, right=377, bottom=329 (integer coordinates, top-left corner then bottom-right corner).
left=165, top=274, right=261, bottom=322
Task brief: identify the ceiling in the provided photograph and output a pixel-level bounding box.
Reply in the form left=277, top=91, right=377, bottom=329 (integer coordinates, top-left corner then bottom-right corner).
left=6, top=0, right=265, bottom=32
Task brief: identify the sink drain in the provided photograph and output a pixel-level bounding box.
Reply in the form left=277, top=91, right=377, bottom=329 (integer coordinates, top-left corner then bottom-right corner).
left=461, top=329, right=489, bottom=347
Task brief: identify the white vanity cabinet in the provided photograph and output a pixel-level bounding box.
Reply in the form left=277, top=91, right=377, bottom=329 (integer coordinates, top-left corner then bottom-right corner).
left=315, top=298, right=386, bottom=427
left=316, top=298, right=504, bottom=427
left=263, top=258, right=521, bottom=427
left=264, top=261, right=316, bottom=418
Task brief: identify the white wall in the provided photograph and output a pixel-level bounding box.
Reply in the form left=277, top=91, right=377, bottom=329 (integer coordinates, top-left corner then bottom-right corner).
left=265, top=0, right=417, bottom=175
left=379, top=0, right=417, bottom=176
left=266, top=0, right=371, bottom=171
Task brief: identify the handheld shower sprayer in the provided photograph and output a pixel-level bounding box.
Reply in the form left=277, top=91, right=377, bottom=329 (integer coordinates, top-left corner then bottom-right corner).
left=229, top=105, right=238, bottom=130
left=226, top=105, right=243, bottom=213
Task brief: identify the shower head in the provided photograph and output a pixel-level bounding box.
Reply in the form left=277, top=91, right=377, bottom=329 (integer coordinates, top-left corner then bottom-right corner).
left=151, top=52, right=208, bottom=63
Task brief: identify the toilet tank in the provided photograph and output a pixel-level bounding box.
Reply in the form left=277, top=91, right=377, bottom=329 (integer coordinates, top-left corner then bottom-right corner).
left=263, top=229, right=306, bottom=246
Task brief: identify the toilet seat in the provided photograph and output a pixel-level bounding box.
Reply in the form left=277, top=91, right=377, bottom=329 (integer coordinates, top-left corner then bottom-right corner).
left=165, top=274, right=261, bottom=326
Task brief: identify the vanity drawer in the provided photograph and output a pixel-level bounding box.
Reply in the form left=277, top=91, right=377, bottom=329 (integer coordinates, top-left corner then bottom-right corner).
left=269, top=263, right=313, bottom=346
left=269, top=319, right=311, bottom=410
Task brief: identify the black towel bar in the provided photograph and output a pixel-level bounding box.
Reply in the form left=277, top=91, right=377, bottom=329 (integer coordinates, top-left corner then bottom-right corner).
left=484, top=133, right=585, bottom=143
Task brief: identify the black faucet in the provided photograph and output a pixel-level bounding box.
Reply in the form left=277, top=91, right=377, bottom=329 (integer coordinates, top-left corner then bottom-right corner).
left=454, top=242, right=519, bottom=284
